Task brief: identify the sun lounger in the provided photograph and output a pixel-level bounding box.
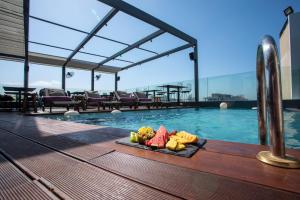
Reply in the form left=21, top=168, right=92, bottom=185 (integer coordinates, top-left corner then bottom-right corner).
left=84, top=91, right=110, bottom=111
left=41, top=88, right=81, bottom=113
left=133, top=92, right=160, bottom=109
left=114, top=91, right=138, bottom=109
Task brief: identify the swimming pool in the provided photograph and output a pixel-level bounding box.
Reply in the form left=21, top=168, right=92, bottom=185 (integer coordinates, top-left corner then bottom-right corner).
left=44, top=108, right=300, bottom=149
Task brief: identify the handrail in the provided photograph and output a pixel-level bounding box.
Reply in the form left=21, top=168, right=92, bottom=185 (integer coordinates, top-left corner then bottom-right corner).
left=256, top=35, right=285, bottom=157
left=256, top=35, right=300, bottom=168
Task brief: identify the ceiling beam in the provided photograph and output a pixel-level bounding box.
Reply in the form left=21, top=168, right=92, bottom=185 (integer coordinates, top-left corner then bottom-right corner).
left=122, top=43, right=192, bottom=70
left=97, top=29, right=164, bottom=67
left=62, top=8, right=118, bottom=67
left=97, top=0, right=197, bottom=45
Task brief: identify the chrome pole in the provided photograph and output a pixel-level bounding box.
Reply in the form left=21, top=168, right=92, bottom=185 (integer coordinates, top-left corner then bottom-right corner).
left=256, top=35, right=300, bottom=168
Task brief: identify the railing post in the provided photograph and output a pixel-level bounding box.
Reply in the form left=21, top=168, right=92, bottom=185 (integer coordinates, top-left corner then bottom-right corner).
left=194, top=43, right=199, bottom=102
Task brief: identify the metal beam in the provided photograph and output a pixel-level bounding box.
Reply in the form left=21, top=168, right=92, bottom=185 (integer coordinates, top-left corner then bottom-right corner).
left=30, top=15, right=158, bottom=55
left=122, top=44, right=192, bottom=70
left=29, top=41, right=134, bottom=63
left=23, top=0, right=29, bottom=89
left=62, top=8, right=118, bottom=67
left=91, top=69, right=94, bottom=91
left=193, top=44, right=199, bottom=102
left=114, top=73, right=118, bottom=91
left=97, top=0, right=197, bottom=45
left=62, top=66, right=66, bottom=90
left=97, top=30, right=164, bottom=67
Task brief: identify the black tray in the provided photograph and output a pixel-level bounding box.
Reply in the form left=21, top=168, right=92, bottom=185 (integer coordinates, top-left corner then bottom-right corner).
left=116, top=137, right=207, bottom=158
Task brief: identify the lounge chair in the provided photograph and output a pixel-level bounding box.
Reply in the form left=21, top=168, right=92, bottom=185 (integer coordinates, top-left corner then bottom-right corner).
left=84, top=91, right=110, bottom=111
left=41, top=88, right=81, bottom=113
left=114, top=91, right=138, bottom=109
left=133, top=92, right=159, bottom=109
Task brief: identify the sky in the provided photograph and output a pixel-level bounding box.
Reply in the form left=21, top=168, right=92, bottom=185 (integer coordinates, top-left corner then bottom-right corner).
left=0, top=0, right=299, bottom=93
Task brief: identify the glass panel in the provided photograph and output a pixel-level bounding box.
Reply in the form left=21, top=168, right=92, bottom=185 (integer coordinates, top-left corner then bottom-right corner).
left=30, top=0, right=112, bottom=32
left=205, top=72, right=256, bottom=101
left=81, top=36, right=127, bottom=57
left=29, top=18, right=86, bottom=50
left=29, top=64, right=61, bottom=91
left=140, top=33, right=188, bottom=53
left=29, top=43, right=71, bottom=58
left=97, top=11, right=158, bottom=44
left=115, top=48, right=154, bottom=63
left=0, top=60, right=23, bottom=94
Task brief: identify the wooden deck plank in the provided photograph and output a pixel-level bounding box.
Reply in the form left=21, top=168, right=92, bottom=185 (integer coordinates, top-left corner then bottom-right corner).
left=0, top=154, right=53, bottom=200
left=0, top=113, right=300, bottom=196
left=0, top=129, right=180, bottom=200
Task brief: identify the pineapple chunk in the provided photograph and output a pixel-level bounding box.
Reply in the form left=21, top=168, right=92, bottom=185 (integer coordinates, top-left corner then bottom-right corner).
left=176, top=131, right=198, bottom=143
left=176, top=143, right=186, bottom=151
left=166, top=139, right=177, bottom=151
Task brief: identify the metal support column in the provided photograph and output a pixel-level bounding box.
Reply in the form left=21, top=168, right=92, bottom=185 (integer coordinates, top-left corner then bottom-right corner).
left=62, top=66, right=66, bottom=90
left=91, top=69, right=95, bottom=91
left=194, top=44, right=199, bottom=102
left=23, top=0, right=30, bottom=89
left=114, top=73, right=118, bottom=91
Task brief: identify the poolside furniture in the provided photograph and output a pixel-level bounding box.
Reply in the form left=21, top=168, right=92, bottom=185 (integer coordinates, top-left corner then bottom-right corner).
left=142, top=89, right=161, bottom=100
left=158, top=85, right=187, bottom=104
left=3, top=86, right=37, bottom=112
left=114, top=91, right=138, bottom=109
left=41, top=88, right=81, bottom=113
left=133, top=92, right=159, bottom=109
left=84, top=91, right=109, bottom=111
left=0, top=94, right=14, bottom=111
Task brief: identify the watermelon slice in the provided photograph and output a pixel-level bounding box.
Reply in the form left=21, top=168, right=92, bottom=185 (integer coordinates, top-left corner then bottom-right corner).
left=148, top=126, right=169, bottom=149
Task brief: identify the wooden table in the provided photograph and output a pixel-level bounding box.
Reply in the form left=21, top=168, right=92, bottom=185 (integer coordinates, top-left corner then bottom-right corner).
left=143, top=89, right=161, bottom=100
left=158, top=85, right=187, bottom=103
left=3, top=86, right=36, bottom=111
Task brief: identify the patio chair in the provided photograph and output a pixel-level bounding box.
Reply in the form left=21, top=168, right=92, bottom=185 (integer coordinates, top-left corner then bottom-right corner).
left=84, top=91, right=110, bottom=111
left=41, top=88, right=81, bottom=113
left=133, top=92, right=159, bottom=109
left=114, top=91, right=138, bottom=109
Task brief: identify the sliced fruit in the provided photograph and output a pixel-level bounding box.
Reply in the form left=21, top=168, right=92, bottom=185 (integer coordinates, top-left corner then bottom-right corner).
left=130, top=132, right=138, bottom=143
left=166, top=139, right=177, bottom=151
left=176, top=131, right=198, bottom=143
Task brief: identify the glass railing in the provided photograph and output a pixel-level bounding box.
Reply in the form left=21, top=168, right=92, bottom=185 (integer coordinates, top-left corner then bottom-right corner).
left=1, top=66, right=299, bottom=101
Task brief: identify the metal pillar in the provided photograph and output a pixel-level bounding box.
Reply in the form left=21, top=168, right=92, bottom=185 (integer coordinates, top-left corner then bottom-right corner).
left=194, top=44, right=199, bottom=102
left=114, top=73, right=118, bottom=91
left=91, top=69, right=95, bottom=91
left=62, top=66, right=66, bottom=90
left=23, top=0, right=30, bottom=89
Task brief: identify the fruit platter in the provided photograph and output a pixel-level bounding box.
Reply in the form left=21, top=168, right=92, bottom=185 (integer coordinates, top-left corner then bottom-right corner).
left=116, top=125, right=207, bottom=158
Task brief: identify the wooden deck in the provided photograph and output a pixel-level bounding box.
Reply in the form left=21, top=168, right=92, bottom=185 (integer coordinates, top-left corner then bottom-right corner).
left=0, top=112, right=299, bottom=199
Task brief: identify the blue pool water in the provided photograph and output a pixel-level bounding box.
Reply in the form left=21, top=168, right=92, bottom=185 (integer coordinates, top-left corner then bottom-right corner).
left=44, top=108, right=300, bottom=149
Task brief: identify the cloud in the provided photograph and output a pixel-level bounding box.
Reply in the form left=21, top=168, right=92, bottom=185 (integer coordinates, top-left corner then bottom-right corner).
left=30, top=80, right=61, bottom=88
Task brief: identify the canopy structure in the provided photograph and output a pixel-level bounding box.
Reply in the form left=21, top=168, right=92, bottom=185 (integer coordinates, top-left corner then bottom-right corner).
left=0, top=0, right=199, bottom=101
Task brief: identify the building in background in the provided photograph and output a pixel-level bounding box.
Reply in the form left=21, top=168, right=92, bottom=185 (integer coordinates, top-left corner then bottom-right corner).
left=280, top=8, right=300, bottom=99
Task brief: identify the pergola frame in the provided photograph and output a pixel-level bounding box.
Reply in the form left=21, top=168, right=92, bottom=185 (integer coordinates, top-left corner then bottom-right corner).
left=5, top=0, right=199, bottom=101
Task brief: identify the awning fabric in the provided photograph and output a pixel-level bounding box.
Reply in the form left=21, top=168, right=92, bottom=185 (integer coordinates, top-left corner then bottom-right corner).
left=0, top=0, right=25, bottom=58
